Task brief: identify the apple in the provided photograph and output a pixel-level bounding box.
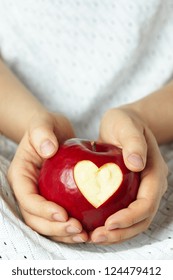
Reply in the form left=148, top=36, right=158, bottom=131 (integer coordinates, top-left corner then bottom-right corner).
left=38, top=138, right=140, bottom=232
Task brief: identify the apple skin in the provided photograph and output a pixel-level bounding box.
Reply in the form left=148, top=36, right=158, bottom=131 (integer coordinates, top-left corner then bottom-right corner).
left=38, top=138, right=140, bottom=232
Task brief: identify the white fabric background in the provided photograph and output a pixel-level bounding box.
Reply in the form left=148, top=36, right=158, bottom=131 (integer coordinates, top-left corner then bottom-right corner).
left=0, top=0, right=173, bottom=259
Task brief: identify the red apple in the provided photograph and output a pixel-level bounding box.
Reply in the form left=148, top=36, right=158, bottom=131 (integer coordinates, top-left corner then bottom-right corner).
left=38, top=138, right=140, bottom=232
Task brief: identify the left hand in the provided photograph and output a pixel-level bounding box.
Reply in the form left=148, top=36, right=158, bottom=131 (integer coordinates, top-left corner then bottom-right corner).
left=8, top=111, right=88, bottom=243
left=89, top=107, right=168, bottom=245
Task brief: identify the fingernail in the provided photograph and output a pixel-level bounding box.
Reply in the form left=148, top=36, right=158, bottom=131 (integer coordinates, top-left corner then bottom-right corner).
left=93, top=235, right=107, bottom=243
left=127, top=154, right=144, bottom=169
left=66, top=226, right=81, bottom=234
left=52, top=213, right=66, bottom=222
left=72, top=236, right=85, bottom=243
left=40, top=140, right=56, bottom=156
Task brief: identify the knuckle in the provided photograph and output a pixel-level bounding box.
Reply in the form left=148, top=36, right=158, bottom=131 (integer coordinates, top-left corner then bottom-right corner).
left=146, top=200, right=157, bottom=216
left=17, top=198, right=28, bottom=212
left=38, top=200, right=53, bottom=219
left=111, top=230, right=125, bottom=243
left=117, top=231, right=125, bottom=242
left=130, top=135, right=147, bottom=151
left=129, top=216, right=138, bottom=226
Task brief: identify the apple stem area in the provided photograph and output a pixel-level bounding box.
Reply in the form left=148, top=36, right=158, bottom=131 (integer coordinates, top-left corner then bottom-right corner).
left=91, top=141, right=97, bottom=152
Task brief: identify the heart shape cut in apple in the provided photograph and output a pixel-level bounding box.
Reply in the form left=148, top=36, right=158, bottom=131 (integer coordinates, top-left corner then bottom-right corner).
left=74, top=160, right=123, bottom=208
left=38, top=138, right=140, bottom=232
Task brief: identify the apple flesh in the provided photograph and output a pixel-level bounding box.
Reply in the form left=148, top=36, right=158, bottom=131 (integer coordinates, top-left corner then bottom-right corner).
left=38, top=138, right=140, bottom=232
left=74, top=161, right=123, bottom=208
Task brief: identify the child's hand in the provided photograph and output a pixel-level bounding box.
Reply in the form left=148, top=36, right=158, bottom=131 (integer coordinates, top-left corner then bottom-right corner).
left=89, top=108, right=168, bottom=244
left=8, top=111, right=88, bottom=243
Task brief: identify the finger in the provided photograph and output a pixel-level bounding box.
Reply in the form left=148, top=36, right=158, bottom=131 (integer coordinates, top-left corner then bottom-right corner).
left=21, top=211, right=84, bottom=238
left=100, top=109, right=147, bottom=171
left=105, top=130, right=168, bottom=231
left=29, top=116, right=58, bottom=158
left=105, top=197, right=157, bottom=230
left=90, top=218, right=151, bottom=245
left=51, top=232, right=88, bottom=244
left=116, top=121, right=147, bottom=172
left=115, top=118, right=147, bottom=171
left=10, top=165, right=69, bottom=222
left=19, top=193, right=69, bottom=222
left=22, top=210, right=88, bottom=243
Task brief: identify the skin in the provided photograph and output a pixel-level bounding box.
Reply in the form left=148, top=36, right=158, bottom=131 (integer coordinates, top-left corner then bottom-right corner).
left=0, top=58, right=171, bottom=244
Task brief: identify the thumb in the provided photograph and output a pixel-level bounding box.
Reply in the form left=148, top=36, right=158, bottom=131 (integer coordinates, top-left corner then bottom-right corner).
left=100, top=128, right=147, bottom=172
left=117, top=117, right=148, bottom=172
left=122, top=136, right=147, bottom=172
left=117, top=125, right=148, bottom=172
left=100, top=110, right=147, bottom=172
left=29, top=118, right=59, bottom=158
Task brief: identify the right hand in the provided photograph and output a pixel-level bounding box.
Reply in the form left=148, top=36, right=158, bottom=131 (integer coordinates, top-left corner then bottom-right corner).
left=89, top=107, right=168, bottom=244
left=8, top=111, right=88, bottom=243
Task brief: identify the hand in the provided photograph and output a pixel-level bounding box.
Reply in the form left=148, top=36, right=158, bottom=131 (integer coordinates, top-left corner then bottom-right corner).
left=8, top=111, right=88, bottom=243
left=89, top=107, right=168, bottom=244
